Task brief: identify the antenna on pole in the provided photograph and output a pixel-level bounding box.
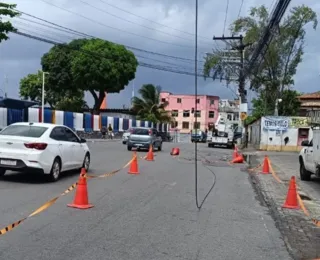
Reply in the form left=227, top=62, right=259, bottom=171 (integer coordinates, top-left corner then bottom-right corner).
left=131, top=79, right=135, bottom=108
left=4, top=75, right=8, bottom=98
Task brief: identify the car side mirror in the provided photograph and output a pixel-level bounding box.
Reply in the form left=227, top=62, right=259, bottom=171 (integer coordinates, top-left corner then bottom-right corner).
left=301, top=140, right=310, bottom=147
left=80, top=138, right=86, bottom=143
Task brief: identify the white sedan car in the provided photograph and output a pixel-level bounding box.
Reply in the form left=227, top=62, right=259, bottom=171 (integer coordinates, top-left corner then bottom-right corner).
left=0, top=122, right=90, bottom=182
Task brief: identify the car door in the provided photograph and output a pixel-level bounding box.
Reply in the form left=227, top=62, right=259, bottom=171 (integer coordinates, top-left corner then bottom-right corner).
left=153, top=129, right=161, bottom=147
left=305, top=139, right=314, bottom=171
left=50, top=127, right=74, bottom=171
left=64, top=127, right=85, bottom=168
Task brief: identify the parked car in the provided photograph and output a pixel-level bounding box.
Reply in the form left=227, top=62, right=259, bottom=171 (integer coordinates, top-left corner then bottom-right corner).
left=191, top=129, right=207, bottom=143
left=127, top=127, right=162, bottom=151
left=299, top=131, right=320, bottom=181
left=122, top=129, right=131, bottom=144
left=0, top=122, right=90, bottom=182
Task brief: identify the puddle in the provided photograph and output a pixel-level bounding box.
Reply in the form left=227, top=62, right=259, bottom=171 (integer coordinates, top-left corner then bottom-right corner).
left=298, top=193, right=312, bottom=201
left=243, top=154, right=251, bottom=165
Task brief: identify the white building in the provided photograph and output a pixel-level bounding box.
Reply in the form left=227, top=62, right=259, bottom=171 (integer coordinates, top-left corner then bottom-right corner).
left=216, top=99, right=240, bottom=127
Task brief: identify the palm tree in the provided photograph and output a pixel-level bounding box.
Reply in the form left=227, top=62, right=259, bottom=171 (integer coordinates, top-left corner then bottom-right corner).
left=131, top=84, right=172, bottom=124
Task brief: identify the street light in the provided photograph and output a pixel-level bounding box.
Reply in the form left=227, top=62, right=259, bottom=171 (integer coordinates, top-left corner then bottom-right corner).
left=41, top=71, right=49, bottom=122
left=274, top=98, right=282, bottom=116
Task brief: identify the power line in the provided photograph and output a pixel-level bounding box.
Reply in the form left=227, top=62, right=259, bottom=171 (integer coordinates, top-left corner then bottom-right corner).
left=76, top=0, right=213, bottom=46
left=11, top=21, right=204, bottom=71
left=13, top=30, right=208, bottom=77
left=237, top=0, right=244, bottom=18
left=38, top=0, right=200, bottom=49
left=16, top=10, right=206, bottom=64
left=93, top=0, right=211, bottom=40
left=223, top=0, right=230, bottom=35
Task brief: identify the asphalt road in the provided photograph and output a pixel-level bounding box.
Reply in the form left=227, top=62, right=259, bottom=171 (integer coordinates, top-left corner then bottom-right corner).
left=0, top=142, right=292, bottom=260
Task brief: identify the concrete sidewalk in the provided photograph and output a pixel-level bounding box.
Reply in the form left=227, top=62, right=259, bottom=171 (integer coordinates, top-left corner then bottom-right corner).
left=242, top=148, right=320, bottom=259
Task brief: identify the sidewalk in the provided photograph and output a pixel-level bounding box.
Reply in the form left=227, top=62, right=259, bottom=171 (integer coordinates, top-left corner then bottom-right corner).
left=242, top=148, right=320, bottom=259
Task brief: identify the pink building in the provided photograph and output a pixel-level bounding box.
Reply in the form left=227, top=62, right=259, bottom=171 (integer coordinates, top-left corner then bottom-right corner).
left=160, top=92, right=219, bottom=133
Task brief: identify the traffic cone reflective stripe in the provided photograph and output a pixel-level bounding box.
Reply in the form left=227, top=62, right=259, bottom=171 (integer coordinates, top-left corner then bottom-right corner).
left=67, top=169, right=94, bottom=209
left=128, top=152, right=139, bottom=174
left=282, top=176, right=300, bottom=209
left=261, top=156, right=270, bottom=174
left=146, top=144, right=154, bottom=161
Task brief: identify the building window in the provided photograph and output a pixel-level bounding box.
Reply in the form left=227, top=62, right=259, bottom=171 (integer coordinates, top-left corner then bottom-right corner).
left=196, top=98, right=200, bottom=104
left=161, top=98, right=166, bottom=102
left=182, top=122, right=189, bottom=129
left=195, top=110, right=201, bottom=117
left=183, top=110, right=190, bottom=117
left=171, top=121, right=178, bottom=128
left=171, top=110, right=178, bottom=117
left=210, top=99, right=214, bottom=105
left=177, top=98, right=182, bottom=103
left=227, top=114, right=232, bottom=120
left=193, top=122, right=200, bottom=129
left=208, top=111, right=215, bottom=118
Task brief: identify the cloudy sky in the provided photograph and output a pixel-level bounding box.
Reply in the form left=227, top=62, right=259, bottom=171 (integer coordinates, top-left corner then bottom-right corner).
left=0, top=0, right=319, bottom=108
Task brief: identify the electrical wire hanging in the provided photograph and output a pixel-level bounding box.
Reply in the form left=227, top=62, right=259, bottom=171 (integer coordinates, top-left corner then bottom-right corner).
left=194, top=0, right=216, bottom=210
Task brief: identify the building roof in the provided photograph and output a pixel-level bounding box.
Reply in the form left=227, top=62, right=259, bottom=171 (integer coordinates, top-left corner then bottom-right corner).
left=160, top=92, right=219, bottom=98
left=0, top=98, right=39, bottom=109
left=299, top=91, right=320, bottom=99
left=300, top=101, right=320, bottom=107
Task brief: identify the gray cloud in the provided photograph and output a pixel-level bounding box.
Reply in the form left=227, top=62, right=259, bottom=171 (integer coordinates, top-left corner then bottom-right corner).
left=0, top=0, right=319, bottom=107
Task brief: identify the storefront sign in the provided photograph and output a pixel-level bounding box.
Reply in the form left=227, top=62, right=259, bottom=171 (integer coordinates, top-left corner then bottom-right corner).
left=262, top=117, right=289, bottom=131
left=289, top=117, right=308, bottom=127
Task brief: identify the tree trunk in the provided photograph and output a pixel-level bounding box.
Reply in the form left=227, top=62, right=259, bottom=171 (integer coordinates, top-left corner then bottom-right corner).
left=89, top=90, right=105, bottom=115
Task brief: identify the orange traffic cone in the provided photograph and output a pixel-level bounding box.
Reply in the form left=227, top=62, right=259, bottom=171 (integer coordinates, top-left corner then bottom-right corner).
left=261, top=155, right=270, bottom=174
left=146, top=144, right=154, bottom=161
left=68, top=170, right=93, bottom=209
left=232, top=149, right=239, bottom=159
left=231, top=154, right=244, bottom=163
left=128, top=151, right=139, bottom=174
left=282, top=176, right=300, bottom=209
left=170, top=147, right=180, bottom=156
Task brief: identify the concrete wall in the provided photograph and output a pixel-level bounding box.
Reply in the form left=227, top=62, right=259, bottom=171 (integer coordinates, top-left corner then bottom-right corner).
left=258, top=116, right=310, bottom=151
left=248, top=118, right=261, bottom=149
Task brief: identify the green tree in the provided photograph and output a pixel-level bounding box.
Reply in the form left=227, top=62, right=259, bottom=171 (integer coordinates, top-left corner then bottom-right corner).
left=0, top=2, right=19, bottom=43
left=245, top=89, right=301, bottom=125
left=131, top=84, right=172, bottom=123
left=41, top=39, right=89, bottom=93
left=204, top=4, right=317, bottom=114
left=19, top=70, right=87, bottom=112
left=71, top=38, right=138, bottom=110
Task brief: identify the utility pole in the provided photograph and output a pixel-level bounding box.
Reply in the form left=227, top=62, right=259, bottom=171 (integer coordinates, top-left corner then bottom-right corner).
left=213, top=35, right=250, bottom=143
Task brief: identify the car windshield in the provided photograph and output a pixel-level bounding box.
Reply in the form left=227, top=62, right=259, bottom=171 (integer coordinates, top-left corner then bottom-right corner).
left=0, top=125, right=48, bottom=138
left=132, top=128, right=150, bottom=135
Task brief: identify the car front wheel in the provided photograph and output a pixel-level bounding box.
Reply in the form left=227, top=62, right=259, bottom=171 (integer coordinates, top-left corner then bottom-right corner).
left=127, top=146, right=132, bottom=151
left=83, top=153, right=90, bottom=172
left=300, top=161, right=311, bottom=181
left=0, top=168, right=6, bottom=177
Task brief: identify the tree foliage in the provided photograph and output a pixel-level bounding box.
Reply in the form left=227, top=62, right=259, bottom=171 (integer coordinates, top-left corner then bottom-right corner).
left=204, top=4, right=317, bottom=115
left=245, top=89, right=301, bottom=125
left=19, top=70, right=87, bottom=112
left=23, top=38, right=138, bottom=112
left=71, top=38, right=138, bottom=110
left=131, top=84, right=172, bottom=124
left=0, top=2, right=19, bottom=43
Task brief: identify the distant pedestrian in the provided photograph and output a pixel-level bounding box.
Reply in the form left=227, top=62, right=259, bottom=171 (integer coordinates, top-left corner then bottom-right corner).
left=108, top=124, right=113, bottom=139
left=101, top=126, right=107, bottom=139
